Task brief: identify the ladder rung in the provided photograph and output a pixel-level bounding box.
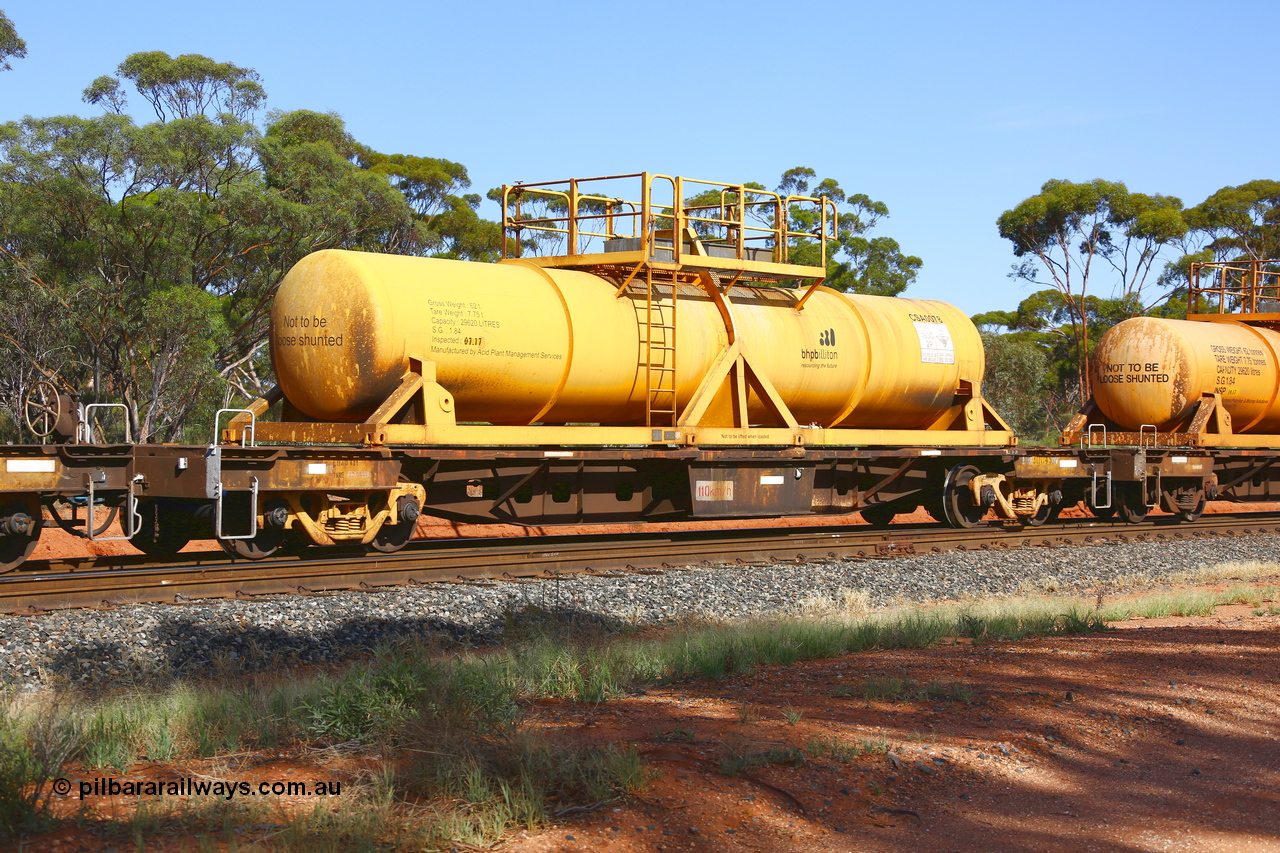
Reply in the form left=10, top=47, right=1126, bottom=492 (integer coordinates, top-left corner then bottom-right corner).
left=643, top=292, right=676, bottom=431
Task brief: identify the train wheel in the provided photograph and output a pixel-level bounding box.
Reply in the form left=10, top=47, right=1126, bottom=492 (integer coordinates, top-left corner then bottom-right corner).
left=1023, top=501, right=1061, bottom=527
left=1177, top=496, right=1206, bottom=523
left=1161, top=488, right=1206, bottom=523
left=216, top=497, right=293, bottom=560
left=45, top=497, right=119, bottom=538
left=220, top=529, right=283, bottom=560
left=369, top=520, right=415, bottom=553
left=918, top=488, right=948, bottom=524
left=0, top=497, right=42, bottom=574
left=1114, top=482, right=1149, bottom=524
left=131, top=499, right=192, bottom=558
left=369, top=496, right=421, bottom=553
left=942, top=465, right=988, bottom=529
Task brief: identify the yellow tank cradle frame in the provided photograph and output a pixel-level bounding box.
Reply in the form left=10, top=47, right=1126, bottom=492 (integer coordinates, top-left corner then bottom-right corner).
left=233, top=173, right=1015, bottom=449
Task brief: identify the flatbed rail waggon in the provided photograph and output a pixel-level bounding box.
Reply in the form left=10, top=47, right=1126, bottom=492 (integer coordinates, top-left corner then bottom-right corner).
left=1, top=176, right=1278, bottom=573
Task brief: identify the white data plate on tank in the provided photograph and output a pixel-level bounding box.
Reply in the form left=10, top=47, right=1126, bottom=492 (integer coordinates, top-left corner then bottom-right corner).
left=694, top=481, right=734, bottom=501
left=913, top=321, right=954, bottom=364
left=5, top=459, right=55, bottom=473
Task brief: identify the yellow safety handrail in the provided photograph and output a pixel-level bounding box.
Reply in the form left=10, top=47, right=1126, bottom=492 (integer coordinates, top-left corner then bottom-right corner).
left=501, top=172, right=838, bottom=277
left=1190, top=259, right=1280, bottom=315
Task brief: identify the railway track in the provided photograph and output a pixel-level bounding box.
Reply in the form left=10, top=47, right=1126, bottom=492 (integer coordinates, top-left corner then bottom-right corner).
left=3, top=514, right=1278, bottom=614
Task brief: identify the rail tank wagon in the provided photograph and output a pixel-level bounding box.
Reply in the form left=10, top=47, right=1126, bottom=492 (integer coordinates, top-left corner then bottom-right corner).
left=1058, top=259, right=1280, bottom=526
left=1091, top=316, right=1280, bottom=433
left=0, top=172, right=1043, bottom=576
left=224, top=173, right=1029, bottom=546
left=269, top=249, right=985, bottom=431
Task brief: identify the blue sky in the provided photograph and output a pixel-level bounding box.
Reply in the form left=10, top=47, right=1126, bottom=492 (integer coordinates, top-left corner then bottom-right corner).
left=3, top=0, right=1277, bottom=315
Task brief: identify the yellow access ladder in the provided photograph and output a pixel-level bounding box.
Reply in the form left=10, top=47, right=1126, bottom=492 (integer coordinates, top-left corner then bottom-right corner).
left=641, top=269, right=677, bottom=428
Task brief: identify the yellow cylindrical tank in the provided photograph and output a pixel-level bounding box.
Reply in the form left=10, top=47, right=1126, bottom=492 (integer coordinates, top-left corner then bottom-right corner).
left=1091, top=317, right=1280, bottom=432
left=835, top=295, right=983, bottom=429
left=269, top=250, right=985, bottom=429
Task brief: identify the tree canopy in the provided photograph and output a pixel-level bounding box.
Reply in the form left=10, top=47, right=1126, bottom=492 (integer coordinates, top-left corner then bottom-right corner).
left=996, top=178, right=1188, bottom=402
left=0, top=51, right=499, bottom=442
left=1184, top=180, right=1280, bottom=262
left=682, top=166, right=921, bottom=296
left=988, top=176, right=1277, bottom=434
left=0, top=10, right=24, bottom=72
left=774, top=166, right=922, bottom=296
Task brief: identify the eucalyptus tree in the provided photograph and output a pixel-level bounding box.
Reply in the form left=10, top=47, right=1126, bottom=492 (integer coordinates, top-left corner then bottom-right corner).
left=0, top=52, right=463, bottom=442
left=774, top=167, right=922, bottom=296
left=357, top=151, right=501, bottom=260
left=1185, top=180, right=1280, bottom=262
left=997, top=179, right=1187, bottom=400
left=681, top=166, right=921, bottom=295
left=0, top=10, right=24, bottom=71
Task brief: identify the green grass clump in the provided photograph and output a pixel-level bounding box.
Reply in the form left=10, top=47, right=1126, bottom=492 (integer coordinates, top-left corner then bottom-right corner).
left=794, top=734, right=889, bottom=763
left=803, top=734, right=880, bottom=762
left=1102, top=592, right=1217, bottom=620
left=719, top=745, right=806, bottom=776
left=1100, top=584, right=1278, bottom=621
left=300, top=654, right=434, bottom=742
left=406, top=735, right=649, bottom=846
left=0, top=699, right=79, bottom=836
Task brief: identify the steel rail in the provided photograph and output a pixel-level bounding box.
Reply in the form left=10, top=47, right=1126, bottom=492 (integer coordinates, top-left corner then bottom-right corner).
left=3, top=514, right=1278, bottom=614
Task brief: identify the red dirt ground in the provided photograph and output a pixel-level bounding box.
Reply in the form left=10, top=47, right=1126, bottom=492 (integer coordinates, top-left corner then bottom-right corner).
left=502, top=598, right=1280, bottom=853
left=12, top=594, right=1280, bottom=852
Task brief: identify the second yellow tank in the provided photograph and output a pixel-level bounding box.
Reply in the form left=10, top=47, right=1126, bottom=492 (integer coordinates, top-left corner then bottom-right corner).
left=1091, top=317, right=1280, bottom=432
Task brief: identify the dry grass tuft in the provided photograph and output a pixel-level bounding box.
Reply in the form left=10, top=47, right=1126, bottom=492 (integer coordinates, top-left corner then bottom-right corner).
left=794, top=587, right=872, bottom=616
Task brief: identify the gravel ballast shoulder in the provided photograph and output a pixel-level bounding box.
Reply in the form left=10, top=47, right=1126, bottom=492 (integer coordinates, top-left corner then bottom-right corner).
left=2, top=534, right=1278, bottom=689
